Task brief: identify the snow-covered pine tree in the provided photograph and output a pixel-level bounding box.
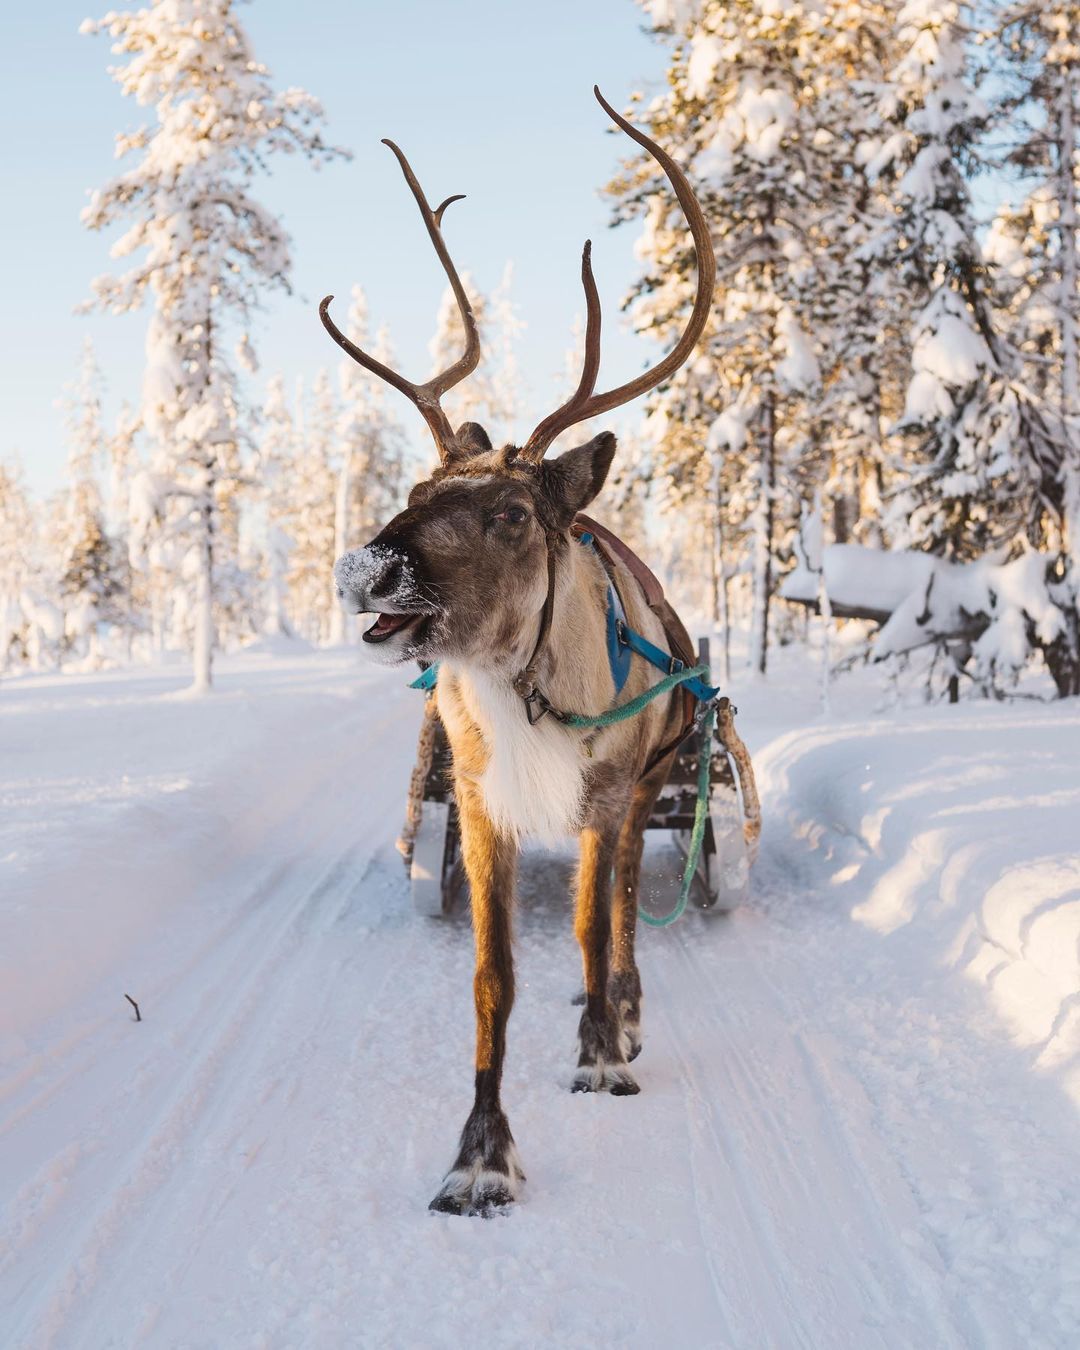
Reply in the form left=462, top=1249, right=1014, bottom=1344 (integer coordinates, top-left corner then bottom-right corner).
left=285, top=372, right=337, bottom=643
left=612, top=0, right=851, bottom=674
left=867, top=1, right=1055, bottom=560
left=54, top=340, right=128, bottom=665
left=357, top=324, right=408, bottom=527
left=428, top=266, right=521, bottom=444
left=989, top=3, right=1079, bottom=441
left=0, top=457, right=38, bottom=671
left=985, top=0, right=1080, bottom=691
left=106, top=403, right=138, bottom=538
left=604, top=431, right=653, bottom=559
left=81, top=0, right=345, bottom=691
left=489, top=263, right=525, bottom=434
left=256, top=373, right=296, bottom=639
left=329, top=287, right=407, bottom=645
left=813, top=2, right=912, bottom=551
left=328, top=288, right=370, bottom=647
left=102, top=403, right=143, bottom=658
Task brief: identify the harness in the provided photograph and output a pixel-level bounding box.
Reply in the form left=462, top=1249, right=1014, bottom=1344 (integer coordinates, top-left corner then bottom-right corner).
left=411, top=515, right=719, bottom=729
left=408, top=515, right=729, bottom=927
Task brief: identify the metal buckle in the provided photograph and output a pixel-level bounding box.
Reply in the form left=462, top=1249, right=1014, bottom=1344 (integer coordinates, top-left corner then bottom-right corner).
left=522, top=688, right=549, bottom=724
left=669, top=656, right=684, bottom=676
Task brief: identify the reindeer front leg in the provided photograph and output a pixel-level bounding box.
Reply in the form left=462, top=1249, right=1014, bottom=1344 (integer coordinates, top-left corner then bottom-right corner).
left=429, top=785, right=524, bottom=1216
left=573, top=825, right=640, bottom=1095
left=609, top=752, right=675, bottom=1065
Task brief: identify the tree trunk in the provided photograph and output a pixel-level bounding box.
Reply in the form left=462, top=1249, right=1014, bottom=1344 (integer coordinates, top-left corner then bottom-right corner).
left=191, top=492, right=214, bottom=694
left=328, top=448, right=353, bottom=646
left=190, top=313, right=216, bottom=694
left=263, top=540, right=286, bottom=637
left=1051, top=67, right=1080, bottom=698
left=1060, top=67, right=1079, bottom=431
left=750, top=392, right=775, bottom=677
left=1058, top=65, right=1080, bottom=572
left=708, top=455, right=732, bottom=683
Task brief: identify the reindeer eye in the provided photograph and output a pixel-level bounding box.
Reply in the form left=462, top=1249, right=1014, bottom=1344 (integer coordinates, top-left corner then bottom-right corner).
left=496, top=505, right=529, bottom=525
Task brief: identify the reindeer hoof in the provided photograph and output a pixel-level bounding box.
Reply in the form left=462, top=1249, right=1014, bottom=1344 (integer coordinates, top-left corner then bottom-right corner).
left=471, top=1180, right=516, bottom=1216
left=428, top=1188, right=467, bottom=1216
left=428, top=1155, right=524, bottom=1217
left=429, top=1174, right=518, bottom=1217
left=571, top=1063, right=640, bottom=1095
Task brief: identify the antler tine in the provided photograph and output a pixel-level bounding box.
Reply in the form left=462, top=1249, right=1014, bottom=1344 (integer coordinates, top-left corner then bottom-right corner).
left=318, top=141, right=482, bottom=462
left=519, top=241, right=602, bottom=459
left=380, top=140, right=481, bottom=396
left=434, top=194, right=466, bottom=227
left=520, top=86, right=716, bottom=461
left=319, top=295, right=459, bottom=458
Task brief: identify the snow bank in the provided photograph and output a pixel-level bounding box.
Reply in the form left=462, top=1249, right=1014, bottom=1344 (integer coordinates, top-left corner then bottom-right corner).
left=758, top=698, right=1080, bottom=1111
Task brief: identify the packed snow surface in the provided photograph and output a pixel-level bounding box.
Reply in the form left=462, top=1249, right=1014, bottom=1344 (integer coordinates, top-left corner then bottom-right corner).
left=3, top=648, right=1080, bottom=1348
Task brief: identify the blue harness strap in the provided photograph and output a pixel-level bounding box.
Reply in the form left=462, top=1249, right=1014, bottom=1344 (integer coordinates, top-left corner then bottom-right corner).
left=580, top=531, right=719, bottom=703
left=616, top=624, right=720, bottom=703
left=408, top=534, right=719, bottom=710
left=577, top=532, right=633, bottom=696
left=408, top=664, right=439, bottom=691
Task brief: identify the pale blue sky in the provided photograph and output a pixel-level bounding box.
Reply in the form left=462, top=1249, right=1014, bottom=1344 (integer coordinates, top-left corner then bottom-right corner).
left=2, top=1, right=665, bottom=497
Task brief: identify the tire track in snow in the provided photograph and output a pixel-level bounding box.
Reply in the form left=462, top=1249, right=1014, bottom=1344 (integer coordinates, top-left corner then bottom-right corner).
left=0, top=677, right=406, bottom=1142
left=9, top=840, right=367, bottom=1347
left=4, top=685, right=415, bottom=1348
left=645, top=907, right=966, bottom=1350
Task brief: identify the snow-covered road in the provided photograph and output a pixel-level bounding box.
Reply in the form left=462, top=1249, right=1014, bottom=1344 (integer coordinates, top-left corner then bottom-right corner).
left=3, top=651, right=1079, bottom=1348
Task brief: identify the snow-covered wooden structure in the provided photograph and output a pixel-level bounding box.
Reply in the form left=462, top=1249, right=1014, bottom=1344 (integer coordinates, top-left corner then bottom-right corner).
left=782, top=542, right=1072, bottom=696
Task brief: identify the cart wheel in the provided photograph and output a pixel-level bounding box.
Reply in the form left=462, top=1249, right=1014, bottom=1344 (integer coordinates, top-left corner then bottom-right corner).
left=674, top=819, right=720, bottom=909
left=709, top=781, right=750, bottom=912
left=410, top=800, right=452, bottom=916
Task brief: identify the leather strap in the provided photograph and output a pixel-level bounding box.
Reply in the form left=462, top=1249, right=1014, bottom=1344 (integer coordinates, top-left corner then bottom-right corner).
left=574, top=514, right=667, bottom=611
left=512, top=540, right=559, bottom=718
left=513, top=515, right=703, bottom=757
left=573, top=514, right=699, bottom=758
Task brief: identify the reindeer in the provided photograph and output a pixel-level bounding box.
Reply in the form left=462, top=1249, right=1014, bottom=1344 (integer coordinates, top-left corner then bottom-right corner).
left=323, top=88, right=714, bottom=1215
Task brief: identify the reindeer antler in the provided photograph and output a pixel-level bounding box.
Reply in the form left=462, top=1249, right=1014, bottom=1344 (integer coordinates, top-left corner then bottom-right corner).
left=319, top=140, right=481, bottom=463
left=519, top=87, right=716, bottom=463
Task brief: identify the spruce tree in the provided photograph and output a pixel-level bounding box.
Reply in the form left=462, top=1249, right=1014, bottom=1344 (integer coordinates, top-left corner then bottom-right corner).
left=611, top=0, right=860, bottom=672
left=55, top=340, right=127, bottom=664
left=81, top=0, right=344, bottom=690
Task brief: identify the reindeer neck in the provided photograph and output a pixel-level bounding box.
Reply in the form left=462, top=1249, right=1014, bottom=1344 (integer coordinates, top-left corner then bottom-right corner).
left=441, top=530, right=611, bottom=719
left=513, top=533, right=611, bottom=719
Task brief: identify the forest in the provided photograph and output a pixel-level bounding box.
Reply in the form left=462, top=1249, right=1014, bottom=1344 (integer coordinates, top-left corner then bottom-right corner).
left=2, top=0, right=1078, bottom=701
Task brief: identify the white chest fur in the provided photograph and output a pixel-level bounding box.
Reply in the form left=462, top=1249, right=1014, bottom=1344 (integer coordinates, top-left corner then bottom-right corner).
left=447, top=667, right=586, bottom=844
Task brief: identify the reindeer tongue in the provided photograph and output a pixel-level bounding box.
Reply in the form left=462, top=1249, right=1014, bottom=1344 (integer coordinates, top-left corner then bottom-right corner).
left=368, top=612, right=415, bottom=638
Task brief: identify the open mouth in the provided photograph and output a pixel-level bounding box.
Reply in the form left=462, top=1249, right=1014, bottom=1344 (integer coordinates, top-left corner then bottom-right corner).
left=363, top=612, right=425, bottom=644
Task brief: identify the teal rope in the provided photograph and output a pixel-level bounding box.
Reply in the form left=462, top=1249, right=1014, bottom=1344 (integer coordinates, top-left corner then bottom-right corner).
left=560, top=664, right=711, bottom=729
left=557, top=663, right=716, bottom=929
left=637, top=702, right=715, bottom=928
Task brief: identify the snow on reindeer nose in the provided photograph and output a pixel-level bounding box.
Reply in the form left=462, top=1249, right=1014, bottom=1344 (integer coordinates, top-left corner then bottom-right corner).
left=333, top=544, right=416, bottom=615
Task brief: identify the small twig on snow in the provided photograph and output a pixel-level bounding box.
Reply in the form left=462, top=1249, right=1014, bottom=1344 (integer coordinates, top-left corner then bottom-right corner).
left=124, top=994, right=142, bottom=1023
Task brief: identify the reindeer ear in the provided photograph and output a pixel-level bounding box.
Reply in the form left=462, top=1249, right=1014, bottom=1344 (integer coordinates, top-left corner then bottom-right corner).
left=453, top=421, right=492, bottom=458
left=540, top=432, right=617, bottom=527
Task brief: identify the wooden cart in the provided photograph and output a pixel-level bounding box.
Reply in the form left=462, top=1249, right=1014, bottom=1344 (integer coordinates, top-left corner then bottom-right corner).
left=397, top=639, right=759, bottom=917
